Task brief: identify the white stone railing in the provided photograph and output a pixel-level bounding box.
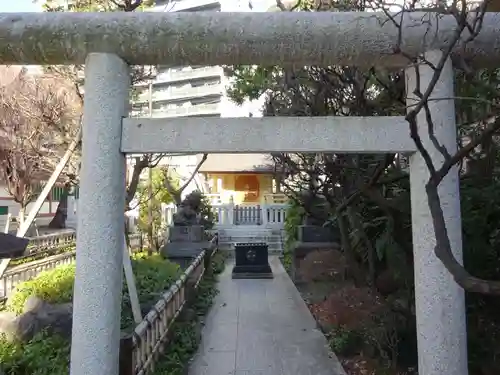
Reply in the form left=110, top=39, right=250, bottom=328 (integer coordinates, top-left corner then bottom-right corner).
left=0, top=233, right=142, bottom=299
left=26, top=230, right=76, bottom=251
left=204, top=193, right=288, bottom=206
left=264, top=204, right=287, bottom=225
left=162, top=202, right=287, bottom=228
left=233, top=205, right=261, bottom=225
left=1, top=251, right=76, bottom=298
left=25, top=230, right=142, bottom=254
left=120, top=249, right=210, bottom=375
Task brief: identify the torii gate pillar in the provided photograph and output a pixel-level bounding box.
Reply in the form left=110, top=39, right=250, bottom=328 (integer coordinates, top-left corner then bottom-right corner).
left=70, top=53, right=130, bottom=375
left=406, top=51, right=468, bottom=375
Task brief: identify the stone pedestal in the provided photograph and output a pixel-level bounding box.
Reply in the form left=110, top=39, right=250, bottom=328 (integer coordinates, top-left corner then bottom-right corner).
left=160, top=225, right=211, bottom=269
left=232, top=242, right=273, bottom=279
left=66, top=196, right=78, bottom=230
left=298, top=225, right=339, bottom=243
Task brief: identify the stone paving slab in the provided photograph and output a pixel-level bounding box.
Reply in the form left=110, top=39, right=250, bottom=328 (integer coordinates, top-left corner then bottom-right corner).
left=188, top=256, right=346, bottom=375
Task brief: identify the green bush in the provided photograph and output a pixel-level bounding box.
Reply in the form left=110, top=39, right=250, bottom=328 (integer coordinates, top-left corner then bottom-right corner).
left=282, top=200, right=305, bottom=273
left=328, top=325, right=363, bottom=357
left=122, top=252, right=181, bottom=329
left=7, top=265, right=75, bottom=314
left=0, top=333, right=70, bottom=375
left=137, top=167, right=177, bottom=234
left=210, top=251, right=228, bottom=275
left=1, top=252, right=181, bottom=375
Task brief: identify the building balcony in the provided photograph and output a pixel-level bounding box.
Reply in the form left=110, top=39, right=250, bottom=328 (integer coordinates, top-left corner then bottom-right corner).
left=134, top=66, right=223, bottom=86
left=136, top=84, right=222, bottom=104
left=157, top=102, right=220, bottom=117
left=131, top=102, right=220, bottom=118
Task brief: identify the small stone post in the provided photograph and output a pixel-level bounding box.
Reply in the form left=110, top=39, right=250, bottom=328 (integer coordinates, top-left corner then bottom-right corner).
left=227, top=195, right=235, bottom=225
left=405, top=51, right=468, bottom=375
left=66, top=194, right=77, bottom=230
left=70, top=53, right=130, bottom=375
left=261, top=204, right=268, bottom=227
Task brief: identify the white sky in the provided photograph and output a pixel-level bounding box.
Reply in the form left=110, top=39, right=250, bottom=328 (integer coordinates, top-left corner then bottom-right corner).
left=1, top=0, right=42, bottom=12
left=251, top=0, right=276, bottom=10
left=0, top=0, right=275, bottom=12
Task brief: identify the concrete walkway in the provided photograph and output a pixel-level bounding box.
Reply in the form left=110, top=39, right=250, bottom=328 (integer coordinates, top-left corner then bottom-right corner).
left=188, top=256, right=346, bottom=375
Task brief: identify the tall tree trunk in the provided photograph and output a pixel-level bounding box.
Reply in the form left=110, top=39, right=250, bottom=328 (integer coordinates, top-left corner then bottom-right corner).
left=17, top=206, right=27, bottom=236
left=346, top=205, right=376, bottom=286
left=48, top=183, right=71, bottom=229
left=125, top=156, right=149, bottom=210
left=17, top=206, right=26, bottom=227
left=337, top=211, right=364, bottom=286
left=124, top=218, right=131, bottom=253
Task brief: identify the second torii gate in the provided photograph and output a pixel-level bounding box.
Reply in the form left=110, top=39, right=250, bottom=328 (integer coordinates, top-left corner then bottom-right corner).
left=1, top=9, right=499, bottom=375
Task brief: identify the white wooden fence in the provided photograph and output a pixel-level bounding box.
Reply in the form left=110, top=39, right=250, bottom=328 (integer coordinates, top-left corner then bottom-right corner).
left=123, top=250, right=208, bottom=375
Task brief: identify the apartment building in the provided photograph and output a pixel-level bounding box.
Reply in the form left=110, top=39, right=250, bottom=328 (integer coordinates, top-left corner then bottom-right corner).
left=131, top=0, right=253, bottom=119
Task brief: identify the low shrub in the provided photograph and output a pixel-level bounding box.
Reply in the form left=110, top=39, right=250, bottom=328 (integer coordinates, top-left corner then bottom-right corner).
left=0, top=333, right=70, bottom=375
left=210, top=250, right=228, bottom=275
left=282, top=200, right=304, bottom=274
left=281, top=251, right=292, bottom=273
left=327, top=325, right=364, bottom=357
left=1, top=251, right=181, bottom=375
left=7, top=265, right=75, bottom=314
left=122, top=252, right=181, bottom=330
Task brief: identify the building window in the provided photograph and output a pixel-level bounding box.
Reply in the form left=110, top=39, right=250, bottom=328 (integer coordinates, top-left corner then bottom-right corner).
left=51, top=186, right=67, bottom=201
left=192, top=78, right=220, bottom=88
left=0, top=206, right=8, bottom=215
left=191, top=97, right=220, bottom=105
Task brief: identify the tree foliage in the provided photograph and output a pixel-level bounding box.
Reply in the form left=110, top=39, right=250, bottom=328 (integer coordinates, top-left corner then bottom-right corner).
left=136, top=167, right=178, bottom=236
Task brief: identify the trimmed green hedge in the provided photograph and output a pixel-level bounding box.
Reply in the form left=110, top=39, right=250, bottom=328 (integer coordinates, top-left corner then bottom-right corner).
left=0, top=251, right=181, bottom=375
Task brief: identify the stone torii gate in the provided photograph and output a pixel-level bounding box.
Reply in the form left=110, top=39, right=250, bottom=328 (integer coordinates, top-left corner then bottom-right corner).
left=2, top=10, right=500, bottom=375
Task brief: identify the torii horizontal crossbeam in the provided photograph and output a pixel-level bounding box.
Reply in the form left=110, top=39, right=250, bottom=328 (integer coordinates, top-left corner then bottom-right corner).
left=1, top=12, right=500, bottom=67
left=120, top=116, right=416, bottom=154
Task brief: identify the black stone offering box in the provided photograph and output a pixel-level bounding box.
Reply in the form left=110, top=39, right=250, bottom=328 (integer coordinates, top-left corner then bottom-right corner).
left=0, top=233, right=30, bottom=258
left=232, top=242, right=273, bottom=279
